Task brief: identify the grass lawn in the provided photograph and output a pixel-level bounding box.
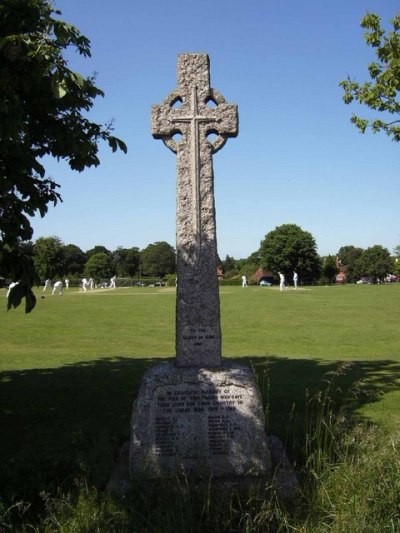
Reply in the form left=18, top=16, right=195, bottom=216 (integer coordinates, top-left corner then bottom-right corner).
left=1, top=283, right=399, bottom=522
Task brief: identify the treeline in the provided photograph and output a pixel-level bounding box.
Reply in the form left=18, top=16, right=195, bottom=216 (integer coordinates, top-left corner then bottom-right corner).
left=10, top=223, right=399, bottom=286
left=223, top=224, right=398, bottom=285
left=12, top=237, right=176, bottom=283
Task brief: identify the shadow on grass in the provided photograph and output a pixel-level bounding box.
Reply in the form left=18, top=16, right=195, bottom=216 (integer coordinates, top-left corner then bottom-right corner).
left=0, top=355, right=399, bottom=505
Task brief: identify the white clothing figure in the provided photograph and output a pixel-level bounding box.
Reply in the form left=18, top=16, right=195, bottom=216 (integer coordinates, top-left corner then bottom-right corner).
left=293, top=271, right=298, bottom=289
left=65, top=278, right=69, bottom=290
left=241, top=275, right=248, bottom=287
left=88, top=277, right=94, bottom=290
left=279, top=272, right=285, bottom=291
left=43, top=279, right=51, bottom=292
left=52, top=281, right=63, bottom=295
left=109, top=275, right=116, bottom=289
left=82, top=278, right=88, bottom=292
left=7, top=281, right=19, bottom=298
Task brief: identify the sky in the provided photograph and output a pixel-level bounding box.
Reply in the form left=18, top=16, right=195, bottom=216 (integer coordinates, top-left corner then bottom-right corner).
left=31, top=0, right=399, bottom=259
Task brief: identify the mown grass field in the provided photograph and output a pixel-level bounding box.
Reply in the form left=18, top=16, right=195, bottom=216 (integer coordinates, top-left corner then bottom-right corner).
left=1, top=283, right=399, bottom=529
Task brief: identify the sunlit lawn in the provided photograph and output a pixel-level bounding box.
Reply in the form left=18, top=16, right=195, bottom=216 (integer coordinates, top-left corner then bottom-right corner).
left=1, top=283, right=399, bottom=506
left=2, top=283, right=399, bottom=365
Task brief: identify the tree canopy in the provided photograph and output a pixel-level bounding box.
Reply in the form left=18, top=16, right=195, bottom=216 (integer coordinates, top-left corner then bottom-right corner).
left=0, top=0, right=126, bottom=311
left=86, top=245, right=112, bottom=258
left=113, top=247, right=140, bottom=277
left=33, top=236, right=65, bottom=280
left=63, top=244, right=87, bottom=276
left=353, top=245, right=394, bottom=282
left=337, top=245, right=364, bottom=283
left=84, top=252, right=114, bottom=282
left=340, top=12, right=400, bottom=142
left=140, top=241, right=176, bottom=278
left=321, top=255, right=339, bottom=285
left=259, top=224, right=321, bottom=284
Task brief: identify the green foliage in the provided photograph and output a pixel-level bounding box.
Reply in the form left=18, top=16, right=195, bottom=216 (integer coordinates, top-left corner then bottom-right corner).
left=320, top=255, right=339, bottom=284
left=140, top=241, right=176, bottom=277
left=245, top=250, right=262, bottom=265
left=33, top=235, right=65, bottom=279
left=239, top=262, right=260, bottom=281
left=337, top=245, right=364, bottom=283
left=84, top=253, right=114, bottom=281
left=0, top=241, right=37, bottom=312
left=86, top=245, right=111, bottom=258
left=353, top=244, right=394, bottom=281
left=62, top=243, right=87, bottom=276
left=112, top=246, right=140, bottom=277
left=340, top=12, right=400, bottom=141
left=165, top=273, right=177, bottom=286
left=302, top=422, right=400, bottom=531
left=218, top=278, right=242, bottom=286
left=221, top=254, right=238, bottom=278
left=0, top=0, right=127, bottom=311
left=259, top=223, right=321, bottom=283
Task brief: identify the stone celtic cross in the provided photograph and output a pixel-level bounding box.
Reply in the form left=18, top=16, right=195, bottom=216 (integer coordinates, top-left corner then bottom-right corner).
left=152, top=53, right=238, bottom=367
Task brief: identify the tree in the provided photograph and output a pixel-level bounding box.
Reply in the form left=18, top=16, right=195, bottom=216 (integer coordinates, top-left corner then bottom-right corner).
left=222, top=255, right=238, bottom=278
left=236, top=251, right=262, bottom=283
left=0, top=0, right=127, bottom=311
left=113, top=246, right=140, bottom=277
left=259, top=224, right=321, bottom=284
left=63, top=244, right=87, bottom=275
left=340, top=12, right=400, bottom=142
left=84, top=252, right=114, bottom=282
left=321, top=255, right=339, bottom=284
left=353, top=245, right=394, bottom=282
left=86, top=245, right=111, bottom=259
left=245, top=250, right=262, bottom=266
left=337, top=245, right=364, bottom=283
left=33, top=236, right=65, bottom=280
left=140, top=242, right=176, bottom=278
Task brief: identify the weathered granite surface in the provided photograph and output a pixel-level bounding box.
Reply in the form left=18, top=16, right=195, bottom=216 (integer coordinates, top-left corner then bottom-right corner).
left=125, top=54, right=273, bottom=486
left=152, top=53, right=238, bottom=367
left=129, top=361, right=270, bottom=479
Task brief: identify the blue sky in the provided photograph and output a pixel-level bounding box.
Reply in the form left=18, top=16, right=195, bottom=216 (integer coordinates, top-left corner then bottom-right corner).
left=32, top=0, right=399, bottom=259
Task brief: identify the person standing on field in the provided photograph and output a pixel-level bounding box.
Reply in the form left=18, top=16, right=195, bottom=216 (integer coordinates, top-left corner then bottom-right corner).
left=293, top=271, right=298, bottom=289
left=278, top=272, right=285, bottom=291
left=241, top=275, right=247, bottom=287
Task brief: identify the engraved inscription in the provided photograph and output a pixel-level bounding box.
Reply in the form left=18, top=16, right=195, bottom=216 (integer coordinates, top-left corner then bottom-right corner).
left=154, top=385, right=245, bottom=457
left=155, top=416, right=177, bottom=456
left=208, top=415, right=241, bottom=455
left=181, top=326, right=217, bottom=348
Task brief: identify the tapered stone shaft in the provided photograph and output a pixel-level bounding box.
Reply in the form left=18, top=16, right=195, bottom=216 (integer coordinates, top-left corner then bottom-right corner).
left=151, top=54, right=238, bottom=367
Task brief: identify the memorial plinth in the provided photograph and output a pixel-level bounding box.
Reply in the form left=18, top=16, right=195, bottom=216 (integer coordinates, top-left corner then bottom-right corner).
left=129, top=54, right=271, bottom=483
left=130, top=361, right=270, bottom=479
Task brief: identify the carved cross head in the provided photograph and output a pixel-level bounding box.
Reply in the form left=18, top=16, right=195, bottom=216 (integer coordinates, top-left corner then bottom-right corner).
left=151, top=53, right=238, bottom=154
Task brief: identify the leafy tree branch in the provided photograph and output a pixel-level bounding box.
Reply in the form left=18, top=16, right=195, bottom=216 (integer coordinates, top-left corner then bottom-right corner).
left=340, top=12, right=400, bottom=142
left=0, top=0, right=127, bottom=311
